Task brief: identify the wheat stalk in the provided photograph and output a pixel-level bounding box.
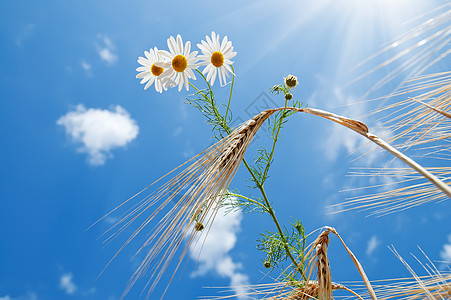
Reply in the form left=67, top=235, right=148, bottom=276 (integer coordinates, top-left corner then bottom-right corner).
left=370, top=73, right=451, bottom=153
left=99, top=104, right=449, bottom=298
left=348, top=4, right=451, bottom=94
left=345, top=249, right=451, bottom=300
left=336, top=167, right=451, bottom=216
left=334, top=73, right=451, bottom=215
left=208, top=227, right=373, bottom=300
left=199, top=281, right=354, bottom=300
left=299, top=228, right=333, bottom=300
left=96, top=109, right=275, bottom=299
left=280, top=282, right=348, bottom=300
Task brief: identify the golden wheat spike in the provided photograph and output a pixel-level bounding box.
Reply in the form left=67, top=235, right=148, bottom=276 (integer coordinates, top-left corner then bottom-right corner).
left=348, top=4, right=451, bottom=94
left=100, top=104, right=450, bottom=298
left=99, top=109, right=275, bottom=299
left=334, top=167, right=451, bottom=216
left=335, top=72, right=451, bottom=216
left=200, top=227, right=372, bottom=300
left=345, top=249, right=451, bottom=300
left=373, top=73, right=451, bottom=151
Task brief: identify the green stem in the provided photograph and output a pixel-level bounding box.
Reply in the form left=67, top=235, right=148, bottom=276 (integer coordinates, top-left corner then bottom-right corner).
left=227, top=192, right=265, bottom=210
left=224, top=65, right=235, bottom=122
left=189, top=81, right=228, bottom=135
left=261, top=98, right=289, bottom=185
left=192, top=74, right=304, bottom=279
left=242, top=159, right=306, bottom=280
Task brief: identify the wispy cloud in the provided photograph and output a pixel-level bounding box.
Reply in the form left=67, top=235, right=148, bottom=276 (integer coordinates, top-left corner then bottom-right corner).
left=96, top=34, right=118, bottom=65
left=57, top=104, right=139, bottom=166
left=16, top=23, right=35, bottom=46
left=313, top=86, right=372, bottom=162
left=60, top=273, right=77, bottom=295
left=0, top=293, right=37, bottom=300
left=440, top=234, right=451, bottom=262
left=190, top=205, right=249, bottom=299
left=81, top=60, right=91, bottom=71
left=366, top=235, right=381, bottom=256
left=81, top=60, right=92, bottom=77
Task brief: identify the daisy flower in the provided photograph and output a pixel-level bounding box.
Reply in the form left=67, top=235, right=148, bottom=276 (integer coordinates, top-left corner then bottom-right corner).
left=197, top=31, right=237, bottom=86
left=136, top=47, right=168, bottom=93
left=156, top=34, right=199, bottom=91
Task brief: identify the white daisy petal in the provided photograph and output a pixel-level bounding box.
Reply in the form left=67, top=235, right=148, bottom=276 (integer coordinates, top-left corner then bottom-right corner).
left=186, top=67, right=196, bottom=79
left=206, top=67, right=213, bottom=83
left=197, top=43, right=209, bottom=54
left=206, top=34, right=212, bottom=46
left=155, top=79, right=162, bottom=93
left=153, top=62, right=168, bottom=68
left=183, top=73, right=189, bottom=91
left=176, top=34, right=183, bottom=55
left=203, top=64, right=212, bottom=75
left=211, top=68, right=217, bottom=86
left=201, top=40, right=214, bottom=54
left=184, top=41, right=191, bottom=57
left=144, top=76, right=155, bottom=90
left=220, top=68, right=225, bottom=86
left=168, top=36, right=177, bottom=54
left=149, top=48, right=157, bottom=61
left=224, top=63, right=233, bottom=75
left=187, top=50, right=198, bottom=60
left=136, top=71, right=150, bottom=79
left=220, top=36, right=228, bottom=53
left=138, top=57, right=149, bottom=65
left=224, top=73, right=229, bottom=86
left=140, top=76, right=149, bottom=84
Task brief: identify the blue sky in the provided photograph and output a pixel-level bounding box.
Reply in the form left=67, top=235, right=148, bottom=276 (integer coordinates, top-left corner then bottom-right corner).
left=1, top=0, right=450, bottom=299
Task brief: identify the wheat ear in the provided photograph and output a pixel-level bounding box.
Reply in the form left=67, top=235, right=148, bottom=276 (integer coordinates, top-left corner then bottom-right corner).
left=102, top=104, right=448, bottom=298
left=284, top=106, right=451, bottom=200
left=99, top=109, right=275, bottom=299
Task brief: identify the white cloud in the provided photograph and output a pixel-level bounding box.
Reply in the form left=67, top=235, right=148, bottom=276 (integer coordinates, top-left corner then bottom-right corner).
left=81, top=60, right=92, bottom=77
left=440, top=234, right=451, bottom=262
left=172, top=126, right=183, bottom=137
left=318, top=87, right=372, bottom=162
left=366, top=235, right=381, bottom=256
left=96, top=34, right=118, bottom=65
left=0, top=293, right=37, bottom=300
left=16, top=23, right=35, bottom=46
left=190, top=205, right=249, bottom=299
left=57, top=104, right=139, bottom=166
left=60, top=273, right=77, bottom=295
left=81, top=60, right=91, bottom=71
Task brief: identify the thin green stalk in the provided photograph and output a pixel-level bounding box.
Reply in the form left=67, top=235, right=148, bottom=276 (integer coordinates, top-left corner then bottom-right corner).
left=192, top=75, right=304, bottom=279
left=224, top=65, right=235, bottom=122
left=189, top=80, right=227, bottom=133
left=241, top=98, right=306, bottom=277
left=242, top=159, right=306, bottom=280
left=261, top=99, right=288, bottom=185
left=227, top=192, right=265, bottom=210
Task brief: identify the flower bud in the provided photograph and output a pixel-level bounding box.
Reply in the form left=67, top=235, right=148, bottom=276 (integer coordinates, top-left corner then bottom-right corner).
left=284, top=75, right=298, bottom=89
left=264, top=261, right=271, bottom=268
left=285, top=93, right=293, bottom=100
left=194, top=222, right=204, bottom=231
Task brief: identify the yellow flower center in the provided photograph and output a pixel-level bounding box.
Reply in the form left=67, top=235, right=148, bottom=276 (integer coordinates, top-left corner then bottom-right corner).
left=172, top=55, right=188, bottom=72
left=211, top=51, right=224, bottom=68
left=151, top=64, right=164, bottom=77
